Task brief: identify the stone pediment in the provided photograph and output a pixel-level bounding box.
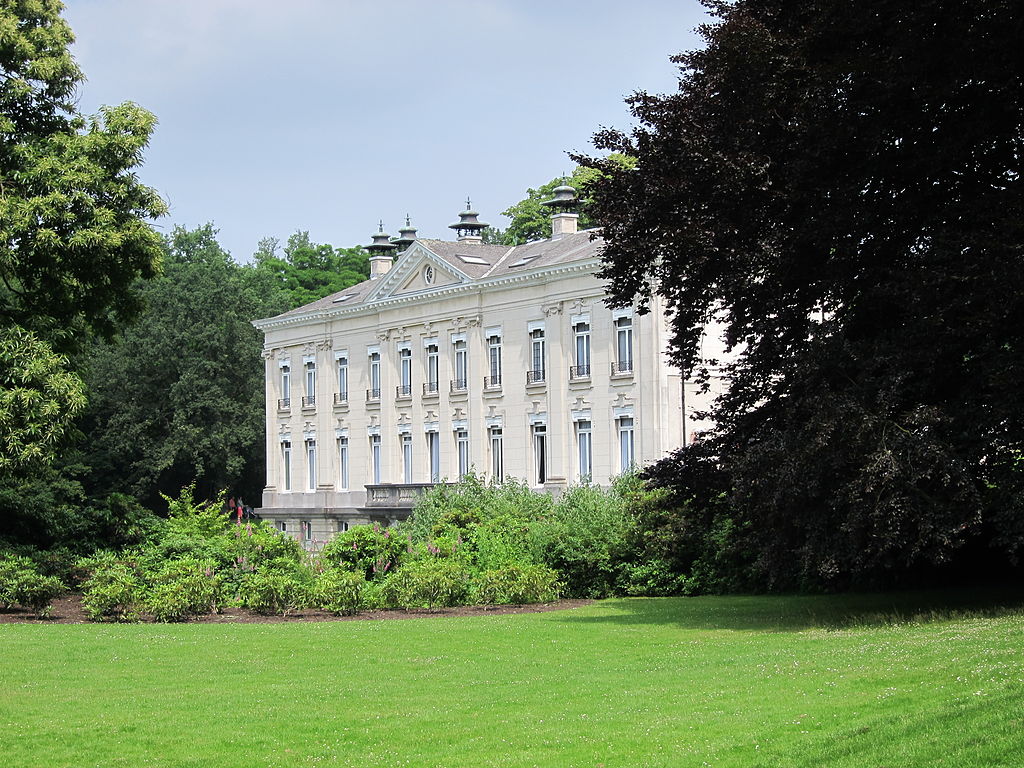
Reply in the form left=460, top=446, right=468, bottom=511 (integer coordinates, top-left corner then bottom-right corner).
left=363, top=242, right=471, bottom=303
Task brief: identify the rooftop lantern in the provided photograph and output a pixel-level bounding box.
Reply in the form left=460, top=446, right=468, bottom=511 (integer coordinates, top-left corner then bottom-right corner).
left=541, top=184, right=580, bottom=240
left=366, top=220, right=398, bottom=279
left=448, top=197, right=489, bottom=243
left=391, top=215, right=418, bottom=253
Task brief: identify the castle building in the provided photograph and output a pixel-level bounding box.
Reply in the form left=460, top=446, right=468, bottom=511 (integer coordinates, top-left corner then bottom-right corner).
left=252, top=190, right=720, bottom=544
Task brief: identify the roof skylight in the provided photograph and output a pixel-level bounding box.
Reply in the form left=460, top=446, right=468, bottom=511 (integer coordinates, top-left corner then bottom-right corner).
left=456, top=254, right=490, bottom=265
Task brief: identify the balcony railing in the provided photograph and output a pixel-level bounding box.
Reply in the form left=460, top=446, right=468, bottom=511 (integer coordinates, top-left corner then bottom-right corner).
left=334, top=391, right=348, bottom=405
left=396, top=384, right=412, bottom=398
left=450, top=379, right=468, bottom=393
left=611, top=360, right=634, bottom=375
left=483, top=375, right=502, bottom=390
left=423, top=381, right=439, bottom=396
left=366, top=388, right=381, bottom=402
left=365, top=483, right=437, bottom=508
left=301, top=395, right=316, bottom=407
left=569, top=364, right=592, bottom=380
left=525, top=370, right=545, bottom=385
left=277, top=398, right=291, bottom=410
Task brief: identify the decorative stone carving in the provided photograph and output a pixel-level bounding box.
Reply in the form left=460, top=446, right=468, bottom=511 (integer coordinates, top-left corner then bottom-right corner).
left=302, top=342, right=316, bottom=354
left=261, top=348, right=275, bottom=360
left=376, top=330, right=391, bottom=343
left=542, top=302, right=563, bottom=317
left=316, top=339, right=333, bottom=351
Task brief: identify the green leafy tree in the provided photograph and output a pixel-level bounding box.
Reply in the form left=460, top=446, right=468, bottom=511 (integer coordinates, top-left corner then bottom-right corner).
left=0, top=1, right=165, bottom=470
left=79, top=225, right=287, bottom=508
left=578, top=0, right=1024, bottom=588
left=500, top=155, right=634, bottom=245
left=254, top=231, right=369, bottom=309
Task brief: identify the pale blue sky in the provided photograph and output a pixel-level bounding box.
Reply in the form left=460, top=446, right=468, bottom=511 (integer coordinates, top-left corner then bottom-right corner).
left=63, top=0, right=710, bottom=260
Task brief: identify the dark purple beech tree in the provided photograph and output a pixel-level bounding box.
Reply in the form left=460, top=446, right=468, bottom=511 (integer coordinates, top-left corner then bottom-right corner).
left=577, top=0, right=1024, bottom=589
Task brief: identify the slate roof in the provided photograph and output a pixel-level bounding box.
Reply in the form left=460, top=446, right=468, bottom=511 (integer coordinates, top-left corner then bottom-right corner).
left=262, top=229, right=603, bottom=323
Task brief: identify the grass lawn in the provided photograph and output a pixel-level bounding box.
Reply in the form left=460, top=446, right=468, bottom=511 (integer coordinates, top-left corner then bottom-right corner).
left=2, top=590, right=1023, bottom=767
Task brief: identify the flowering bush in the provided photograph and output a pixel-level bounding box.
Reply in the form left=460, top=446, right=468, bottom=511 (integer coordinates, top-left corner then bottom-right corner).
left=320, top=523, right=406, bottom=580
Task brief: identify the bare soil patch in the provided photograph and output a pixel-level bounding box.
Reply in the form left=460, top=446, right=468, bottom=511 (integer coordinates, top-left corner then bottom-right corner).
left=0, top=594, right=593, bottom=624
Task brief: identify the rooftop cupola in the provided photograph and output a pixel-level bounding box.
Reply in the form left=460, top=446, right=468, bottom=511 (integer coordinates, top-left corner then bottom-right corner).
left=448, top=197, right=489, bottom=243
left=541, top=184, right=579, bottom=240
left=391, top=215, right=418, bottom=254
left=366, top=220, right=398, bottom=279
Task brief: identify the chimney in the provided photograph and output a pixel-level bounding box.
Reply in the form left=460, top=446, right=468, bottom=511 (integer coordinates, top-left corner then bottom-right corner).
left=366, top=221, right=397, bottom=278
left=542, top=184, right=579, bottom=240
left=448, top=197, right=489, bottom=243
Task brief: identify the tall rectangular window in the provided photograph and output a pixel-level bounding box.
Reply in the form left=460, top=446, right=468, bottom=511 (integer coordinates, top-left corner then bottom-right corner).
left=401, top=433, right=413, bottom=483
left=301, top=520, right=312, bottom=542
left=336, top=355, right=348, bottom=402
left=304, top=361, right=316, bottom=406
left=398, top=347, right=412, bottom=396
left=490, top=427, right=503, bottom=482
left=338, top=436, right=349, bottom=490
left=427, top=432, right=440, bottom=483
left=486, top=334, right=502, bottom=387
left=369, top=351, right=381, bottom=399
left=456, top=430, right=470, bottom=479
left=618, top=417, right=635, bottom=472
left=533, top=424, right=547, bottom=485
left=425, top=344, right=439, bottom=394
left=529, top=328, right=546, bottom=383
left=280, top=365, right=291, bottom=407
left=370, top=435, right=382, bottom=484
left=453, top=339, right=468, bottom=391
left=615, top=316, right=633, bottom=373
left=281, top=440, right=292, bottom=491
left=306, top=439, right=317, bottom=490
left=573, top=321, right=591, bottom=378
left=576, top=420, right=593, bottom=482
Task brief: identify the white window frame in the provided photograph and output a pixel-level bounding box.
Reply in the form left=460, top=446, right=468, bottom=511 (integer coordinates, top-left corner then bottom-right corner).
left=533, top=424, right=547, bottom=485
left=618, top=416, right=635, bottom=472
left=574, top=320, right=591, bottom=374
left=338, top=436, right=349, bottom=490
left=369, top=351, right=381, bottom=396
left=426, top=343, right=439, bottom=393
left=281, top=440, right=292, bottom=492
left=401, top=432, right=413, bottom=484
left=530, top=328, right=546, bottom=381
left=306, top=439, right=317, bottom=490
left=453, top=339, right=468, bottom=389
left=456, top=429, right=470, bottom=479
left=336, top=354, right=348, bottom=401
left=399, top=346, right=412, bottom=392
left=370, top=434, right=382, bottom=484
left=280, top=364, right=291, bottom=404
left=300, top=520, right=312, bottom=542
left=576, top=420, right=593, bottom=482
left=615, top=315, right=634, bottom=372
left=487, top=333, right=502, bottom=386
left=490, top=427, right=503, bottom=482
left=427, top=431, right=441, bottom=483
left=304, top=360, right=316, bottom=405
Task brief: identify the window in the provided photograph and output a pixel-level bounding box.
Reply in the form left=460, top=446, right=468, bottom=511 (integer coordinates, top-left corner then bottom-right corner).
left=456, top=430, right=470, bottom=479
left=452, top=339, right=468, bottom=391
left=425, top=344, right=439, bottom=394
left=576, top=420, right=593, bottom=482
left=614, top=316, right=633, bottom=373
left=306, top=439, right=317, bottom=490
left=336, top=355, right=348, bottom=402
left=276, top=521, right=288, bottom=533
left=337, top=520, right=349, bottom=533
left=490, top=427, right=503, bottom=482
left=281, top=440, right=292, bottom=491
left=402, top=433, right=413, bottom=483
left=398, top=347, right=412, bottom=397
left=427, top=431, right=440, bottom=483
left=533, top=425, right=547, bottom=485
left=303, top=361, right=316, bottom=406
left=338, top=436, right=349, bottom=490
left=572, top=321, right=591, bottom=378
left=486, top=334, right=502, bottom=388
left=370, top=435, right=382, bottom=484
left=368, top=351, right=381, bottom=400
left=528, top=328, right=546, bottom=383
left=279, top=365, right=291, bottom=408
left=300, top=520, right=312, bottom=542
left=618, top=417, right=635, bottom=472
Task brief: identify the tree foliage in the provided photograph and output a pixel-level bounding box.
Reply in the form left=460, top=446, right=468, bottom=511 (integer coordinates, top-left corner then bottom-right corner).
left=254, top=231, right=368, bottom=309
left=500, top=155, right=634, bottom=245
left=78, top=225, right=287, bottom=509
left=578, top=0, right=1024, bottom=588
left=0, top=1, right=165, bottom=472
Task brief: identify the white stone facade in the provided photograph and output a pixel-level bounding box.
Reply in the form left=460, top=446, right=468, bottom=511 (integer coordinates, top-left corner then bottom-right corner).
left=252, top=222, right=720, bottom=544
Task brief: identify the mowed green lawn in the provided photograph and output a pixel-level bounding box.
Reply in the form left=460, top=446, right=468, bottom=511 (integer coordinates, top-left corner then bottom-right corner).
left=2, top=592, right=1023, bottom=768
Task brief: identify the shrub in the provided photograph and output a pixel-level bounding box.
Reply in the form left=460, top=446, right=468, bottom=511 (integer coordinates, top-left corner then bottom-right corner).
left=80, top=558, right=145, bottom=622
left=377, top=559, right=471, bottom=610
left=473, top=565, right=560, bottom=605
left=313, top=569, right=365, bottom=615
left=145, top=558, right=224, bottom=622
left=320, top=524, right=406, bottom=581
left=0, top=554, right=65, bottom=616
left=236, top=565, right=313, bottom=615
left=470, top=514, right=536, bottom=571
